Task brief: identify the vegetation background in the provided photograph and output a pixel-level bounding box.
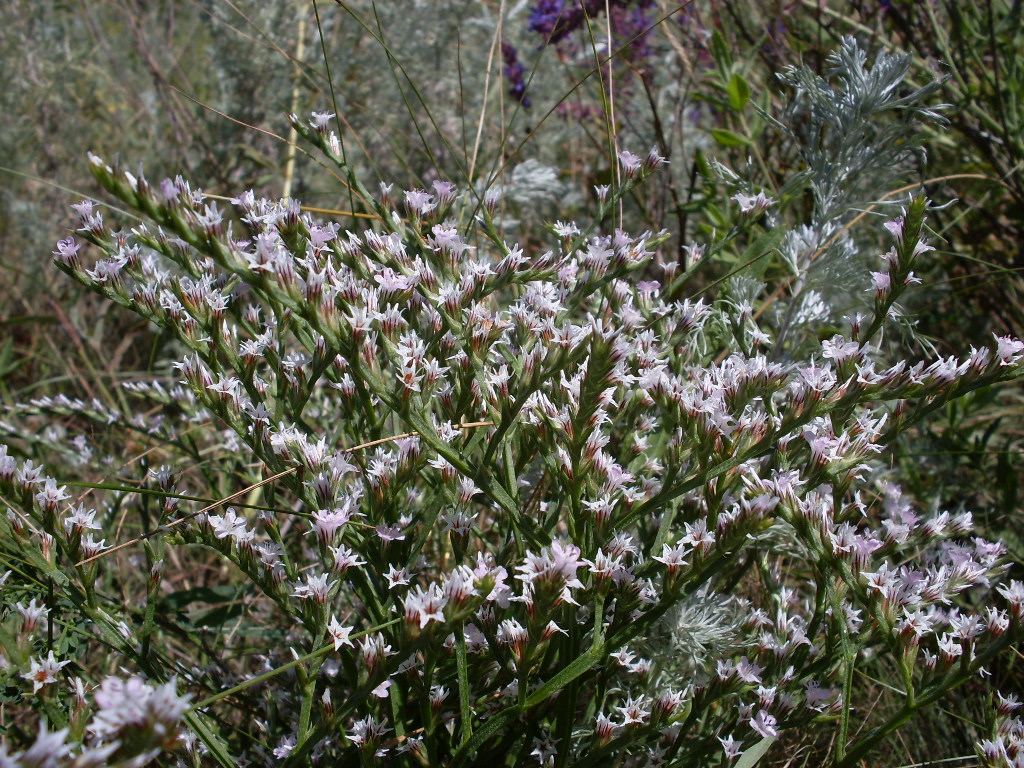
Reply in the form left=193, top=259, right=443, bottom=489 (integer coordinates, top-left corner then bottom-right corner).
left=1, top=0, right=1021, bottom=764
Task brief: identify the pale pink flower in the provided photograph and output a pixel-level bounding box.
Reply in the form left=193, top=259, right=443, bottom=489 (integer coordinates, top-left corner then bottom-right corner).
left=23, top=651, right=72, bottom=692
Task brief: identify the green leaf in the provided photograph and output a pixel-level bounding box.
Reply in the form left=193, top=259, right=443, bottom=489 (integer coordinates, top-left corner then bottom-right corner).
left=524, top=643, right=605, bottom=708
left=710, top=29, right=732, bottom=72
left=735, top=736, right=776, bottom=768
left=727, top=73, right=751, bottom=111
left=710, top=128, right=754, bottom=148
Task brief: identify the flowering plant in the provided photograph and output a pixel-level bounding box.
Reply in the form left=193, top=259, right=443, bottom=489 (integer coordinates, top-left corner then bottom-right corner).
left=1, top=37, right=1022, bottom=768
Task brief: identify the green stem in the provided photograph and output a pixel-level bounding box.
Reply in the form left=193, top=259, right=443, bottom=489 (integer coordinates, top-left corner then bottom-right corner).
left=456, top=623, right=474, bottom=745
left=831, top=583, right=855, bottom=762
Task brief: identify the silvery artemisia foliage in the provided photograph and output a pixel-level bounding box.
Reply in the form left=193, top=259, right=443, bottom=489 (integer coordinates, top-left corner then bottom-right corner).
left=762, top=38, right=948, bottom=358
left=2, top=56, right=1023, bottom=768
left=775, top=37, right=946, bottom=222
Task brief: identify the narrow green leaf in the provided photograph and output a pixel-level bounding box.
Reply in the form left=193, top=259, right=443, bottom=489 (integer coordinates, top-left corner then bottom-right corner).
left=734, top=736, right=776, bottom=768
left=727, top=73, right=751, bottom=111
left=710, top=128, right=754, bottom=148
left=184, top=711, right=236, bottom=768
left=524, top=643, right=605, bottom=708
left=451, top=704, right=520, bottom=768
left=710, top=29, right=732, bottom=72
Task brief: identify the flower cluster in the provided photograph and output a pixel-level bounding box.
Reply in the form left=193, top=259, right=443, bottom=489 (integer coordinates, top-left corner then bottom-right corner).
left=2, top=39, right=1022, bottom=765
left=0, top=672, right=190, bottom=768
left=501, top=41, right=531, bottom=108
left=528, top=0, right=653, bottom=49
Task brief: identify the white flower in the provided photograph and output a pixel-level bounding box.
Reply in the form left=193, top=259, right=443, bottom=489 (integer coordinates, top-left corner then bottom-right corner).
left=749, top=710, right=778, bottom=738
left=718, top=734, right=743, bottom=759
left=273, top=736, right=296, bottom=758
left=404, top=189, right=436, bottom=216
left=15, top=599, right=48, bottom=635
left=329, top=544, right=367, bottom=573
left=308, top=506, right=357, bottom=544
left=552, top=221, right=580, bottom=238
left=309, top=111, right=335, bottom=131
left=385, top=565, right=412, bottom=589
left=34, top=478, right=70, bottom=512
left=291, top=572, right=336, bottom=603
left=653, top=543, right=689, bottom=574
left=615, top=695, right=650, bottom=726
left=402, top=584, right=448, bottom=629
left=994, top=335, right=1024, bottom=365
left=327, top=615, right=355, bottom=650
left=530, top=733, right=560, bottom=765
left=208, top=507, right=248, bottom=540
left=19, top=724, right=72, bottom=768
left=23, top=651, right=72, bottom=692
left=347, top=715, right=390, bottom=747
left=90, top=676, right=191, bottom=740
left=733, top=191, right=774, bottom=214
left=617, top=150, right=642, bottom=175
left=869, top=270, right=891, bottom=295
